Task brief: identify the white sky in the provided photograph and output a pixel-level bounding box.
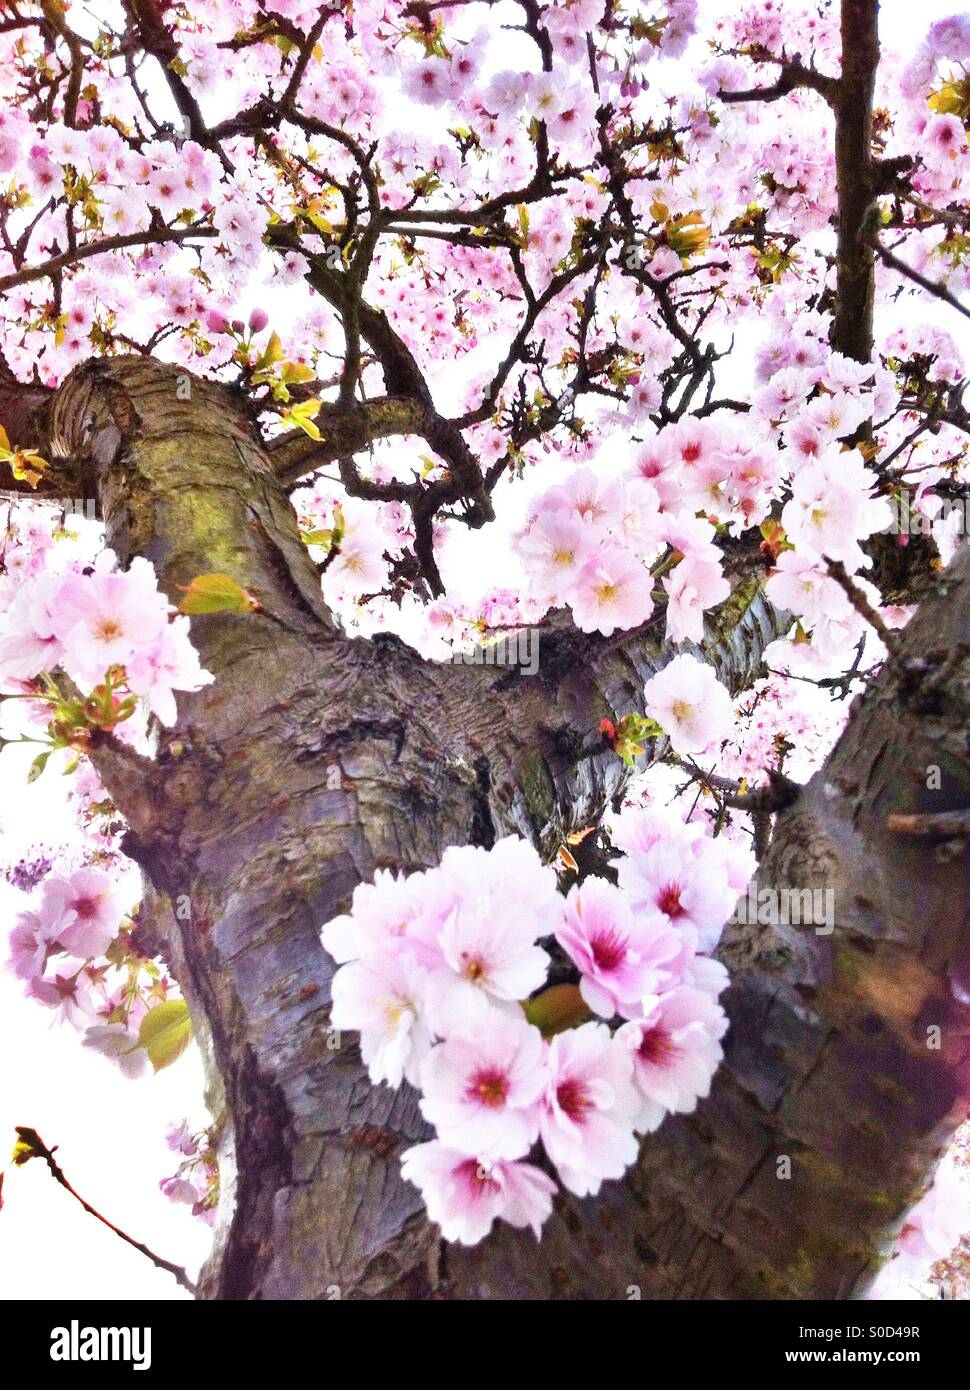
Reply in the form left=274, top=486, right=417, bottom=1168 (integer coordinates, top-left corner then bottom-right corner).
left=0, top=0, right=965, bottom=1302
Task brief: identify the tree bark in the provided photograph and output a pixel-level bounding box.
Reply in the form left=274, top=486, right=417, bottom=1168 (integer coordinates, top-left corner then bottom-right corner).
left=44, top=355, right=970, bottom=1299
left=831, top=0, right=880, bottom=361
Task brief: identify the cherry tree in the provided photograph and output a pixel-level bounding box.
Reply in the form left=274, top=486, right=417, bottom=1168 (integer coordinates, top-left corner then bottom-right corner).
left=1, top=0, right=969, bottom=1299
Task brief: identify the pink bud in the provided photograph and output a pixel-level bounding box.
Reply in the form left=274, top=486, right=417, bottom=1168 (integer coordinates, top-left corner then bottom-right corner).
left=231, top=319, right=245, bottom=335
left=204, top=310, right=230, bottom=335
left=248, top=307, right=269, bottom=333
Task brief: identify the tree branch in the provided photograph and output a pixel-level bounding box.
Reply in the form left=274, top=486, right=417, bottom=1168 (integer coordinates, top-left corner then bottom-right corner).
left=718, top=57, right=839, bottom=107
left=12, top=1127, right=196, bottom=1294
left=871, top=237, right=970, bottom=323
left=830, top=0, right=880, bottom=361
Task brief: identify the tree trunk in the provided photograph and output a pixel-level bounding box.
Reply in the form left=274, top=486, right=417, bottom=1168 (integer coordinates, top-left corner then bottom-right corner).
left=51, top=356, right=970, bottom=1299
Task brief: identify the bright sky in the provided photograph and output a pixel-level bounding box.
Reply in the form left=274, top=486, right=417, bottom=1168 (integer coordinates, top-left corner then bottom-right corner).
left=0, top=0, right=965, bottom=1302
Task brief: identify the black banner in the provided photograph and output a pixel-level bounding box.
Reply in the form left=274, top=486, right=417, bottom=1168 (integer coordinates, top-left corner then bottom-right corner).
left=2, top=1297, right=961, bottom=1375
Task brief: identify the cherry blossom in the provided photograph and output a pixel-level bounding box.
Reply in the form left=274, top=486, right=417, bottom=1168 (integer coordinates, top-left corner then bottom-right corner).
left=643, top=654, right=734, bottom=755
left=0, top=0, right=965, bottom=1284
left=618, top=988, right=728, bottom=1134
left=400, top=1144, right=556, bottom=1246
left=539, top=1023, right=640, bottom=1197
left=568, top=546, right=655, bottom=637
left=558, top=877, right=685, bottom=1020
left=329, top=950, right=433, bottom=1090
left=419, top=1016, right=546, bottom=1161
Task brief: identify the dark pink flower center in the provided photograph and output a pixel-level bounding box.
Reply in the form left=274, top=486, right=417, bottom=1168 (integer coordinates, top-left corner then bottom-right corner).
left=556, top=1077, right=591, bottom=1121
left=459, top=1158, right=499, bottom=1195
left=638, top=1026, right=678, bottom=1067
left=590, top=929, right=627, bottom=973
left=657, top=883, right=684, bottom=919
left=470, top=1067, right=508, bottom=1108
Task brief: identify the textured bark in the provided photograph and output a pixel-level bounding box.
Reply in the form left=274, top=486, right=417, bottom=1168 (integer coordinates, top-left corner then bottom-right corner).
left=45, top=355, right=970, bottom=1300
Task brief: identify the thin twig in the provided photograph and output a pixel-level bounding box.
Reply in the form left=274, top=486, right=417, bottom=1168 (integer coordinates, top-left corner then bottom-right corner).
left=870, top=237, right=970, bottom=323
left=12, top=1127, right=197, bottom=1294
left=824, top=557, right=902, bottom=655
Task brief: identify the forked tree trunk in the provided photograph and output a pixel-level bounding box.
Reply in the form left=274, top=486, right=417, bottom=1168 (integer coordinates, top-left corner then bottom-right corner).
left=48, top=356, right=970, bottom=1299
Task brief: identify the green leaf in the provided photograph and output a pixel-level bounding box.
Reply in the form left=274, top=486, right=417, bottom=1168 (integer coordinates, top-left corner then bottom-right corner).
left=299, top=528, right=333, bottom=549
left=254, top=330, right=284, bottom=371
left=523, top=984, right=591, bottom=1039
left=178, top=573, right=259, bottom=615
left=138, top=1000, right=192, bottom=1072
left=27, top=750, right=52, bottom=783
left=280, top=361, right=316, bottom=385
left=279, top=397, right=323, bottom=440
left=611, top=713, right=663, bottom=766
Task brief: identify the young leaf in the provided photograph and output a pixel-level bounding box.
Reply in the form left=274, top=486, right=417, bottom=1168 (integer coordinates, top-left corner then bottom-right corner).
left=27, top=750, right=52, bottom=784
left=279, top=398, right=323, bottom=440
left=300, top=528, right=334, bottom=550
left=138, top=1000, right=192, bottom=1072
left=280, top=361, right=316, bottom=385
left=524, top=984, right=592, bottom=1039
left=177, top=573, right=260, bottom=615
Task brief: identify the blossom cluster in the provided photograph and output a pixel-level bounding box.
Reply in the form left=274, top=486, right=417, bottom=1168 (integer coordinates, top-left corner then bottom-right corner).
left=320, top=803, right=749, bottom=1246
left=509, top=357, right=904, bottom=672
left=160, top=1121, right=220, bottom=1227
left=515, top=459, right=732, bottom=643
left=0, top=547, right=213, bottom=727
left=8, top=861, right=177, bottom=1075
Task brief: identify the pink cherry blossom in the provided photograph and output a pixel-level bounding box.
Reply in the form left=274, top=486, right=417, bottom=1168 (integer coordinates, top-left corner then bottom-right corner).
left=321, top=868, right=433, bottom=965
left=568, top=545, right=655, bottom=636
left=27, top=967, right=100, bottom=1028
left=539, top=1022, right=640, bottom=1196
left=42, top=867, right=124, bottom=960
left=83, top=1023, right=149, bottom=1079
left=400, top=1143, right=556, bottom=1245
left=419, top=1015, right=546, bottom=1160
left=558, top=877, right=682, bottom=1019
left=616, top=837, right=734, bottom=953
left=662, top=553, right=730, bottom=644
left=425, top=899, right=550, bottom=1035
left=643, top=653, right=734, bottom=755
left=53, top=558, right=169, bottom=685
left=0, top=573, right=64, bottom=679
left=329, top=951, right=433, bottom=1089
left=516, top=509, right=596, bottom=603
left=541, top=467, right=626, bottom=538
left=618, top=988, right=728, bottom=1133
left=9, top=895, right=73, bottom=978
